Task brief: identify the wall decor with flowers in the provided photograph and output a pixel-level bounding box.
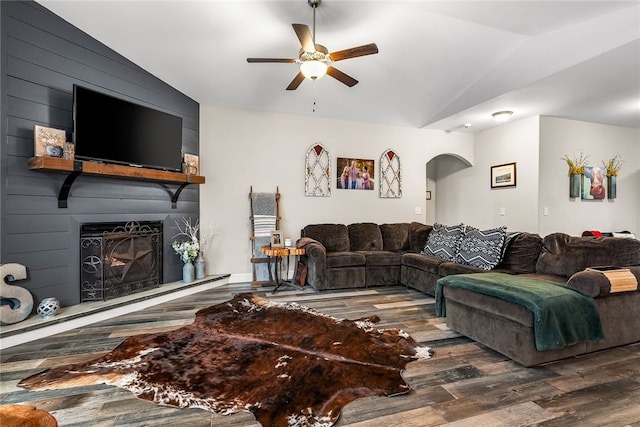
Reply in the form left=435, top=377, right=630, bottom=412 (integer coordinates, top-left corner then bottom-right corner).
left=562, top=152, right=623, bottom=200
left=562, top=152, right=589, bottom=198
left=602, top=154, right=622, bottom=199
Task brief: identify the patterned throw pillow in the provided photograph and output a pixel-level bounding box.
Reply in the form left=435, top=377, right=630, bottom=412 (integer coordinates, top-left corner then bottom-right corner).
left=456, top=226, right=507, bottom=270
left=421, top=223, right=466, bottom=261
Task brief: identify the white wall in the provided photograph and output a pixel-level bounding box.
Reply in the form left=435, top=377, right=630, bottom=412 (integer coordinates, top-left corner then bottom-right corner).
left=199, top=109, right=639, bottom=278
left=433, top=115, right=640, bottom=237
left=199, top=105, right=474, bottom=277
left=434, top=116, right=541, bottom=231
left=538, top=116, right=640, bottom=236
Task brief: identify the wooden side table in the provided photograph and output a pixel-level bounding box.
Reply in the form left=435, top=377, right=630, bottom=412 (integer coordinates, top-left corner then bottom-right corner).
left=0, top=404, right=58, bottom=427
left=260, top=245, right=305, bottom=293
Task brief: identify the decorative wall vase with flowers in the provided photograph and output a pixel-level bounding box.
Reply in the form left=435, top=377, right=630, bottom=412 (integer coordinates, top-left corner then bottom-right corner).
left=603, top=154, right=622, bottom=200
left=607, top=176, right=617, bottom=199
left=569, top=174, right=581, bottom=198
left=562, top=153, right=589, bottom=198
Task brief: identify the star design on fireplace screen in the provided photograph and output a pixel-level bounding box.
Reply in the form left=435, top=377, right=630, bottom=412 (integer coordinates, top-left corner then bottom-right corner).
left=111, top=238, right=152, bottom=281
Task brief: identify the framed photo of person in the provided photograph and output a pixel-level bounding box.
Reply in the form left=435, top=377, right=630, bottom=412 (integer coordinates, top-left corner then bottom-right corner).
left=270, top=230, right=284, bottom=248
left=336, top=157, right=375, bottom=190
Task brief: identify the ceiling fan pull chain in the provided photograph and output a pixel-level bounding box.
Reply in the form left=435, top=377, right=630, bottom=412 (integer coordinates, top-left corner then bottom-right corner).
left=312, top=81, right=318, bottom=113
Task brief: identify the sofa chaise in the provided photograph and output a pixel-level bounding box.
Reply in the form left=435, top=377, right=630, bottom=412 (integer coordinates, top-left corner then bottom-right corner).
left=438, top=232, right=640, bottom=366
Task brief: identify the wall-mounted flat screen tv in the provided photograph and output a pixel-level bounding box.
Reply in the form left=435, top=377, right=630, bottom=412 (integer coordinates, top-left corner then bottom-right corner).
left=73, top=84, right=183, bottom=172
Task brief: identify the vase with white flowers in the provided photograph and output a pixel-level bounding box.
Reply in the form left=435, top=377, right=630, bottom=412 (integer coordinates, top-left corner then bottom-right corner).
left=172, top=218, right=200, bottom=283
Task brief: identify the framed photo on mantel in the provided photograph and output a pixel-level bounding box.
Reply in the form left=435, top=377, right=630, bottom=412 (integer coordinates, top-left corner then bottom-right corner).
left=491, top=162, right=516, bottom=188
left=183, top=153, right=199, bottom=175
left=34, top=125, right=65, bottom=158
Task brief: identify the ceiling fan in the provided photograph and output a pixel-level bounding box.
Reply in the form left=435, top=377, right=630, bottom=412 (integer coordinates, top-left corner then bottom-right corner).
left=246, top=0, right=379, bottom=90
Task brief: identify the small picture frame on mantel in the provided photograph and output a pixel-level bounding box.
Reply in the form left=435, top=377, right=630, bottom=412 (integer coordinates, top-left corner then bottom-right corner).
left=34, top=125, right=66, bottom=158
left=183, top=153, right=199, bottom=175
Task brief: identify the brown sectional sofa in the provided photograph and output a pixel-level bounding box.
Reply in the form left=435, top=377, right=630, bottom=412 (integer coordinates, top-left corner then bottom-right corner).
left=401, top=231, right=543, bottom=295
left=298, top=222, right=640, bottom=366
left=299, top=222, right=431, bottom=290
left=441, top=233, right=640, bottom=366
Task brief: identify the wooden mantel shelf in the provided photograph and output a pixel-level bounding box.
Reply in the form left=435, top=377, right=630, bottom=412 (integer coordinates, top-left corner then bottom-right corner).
left=28, top=157, right=206, bottom=208
left=28, top=157, right=205, bottom=184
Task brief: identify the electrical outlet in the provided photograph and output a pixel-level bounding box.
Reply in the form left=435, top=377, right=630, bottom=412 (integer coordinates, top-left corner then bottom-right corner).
left=414, top=207, right=422, bottom=215
left=499, top=207, right=506, bottom=216
left=544, top=207, right=549, bottom=216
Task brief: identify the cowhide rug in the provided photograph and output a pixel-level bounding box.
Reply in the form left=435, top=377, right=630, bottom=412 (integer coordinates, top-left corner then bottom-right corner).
left=19, top=293, right=433, bottom=427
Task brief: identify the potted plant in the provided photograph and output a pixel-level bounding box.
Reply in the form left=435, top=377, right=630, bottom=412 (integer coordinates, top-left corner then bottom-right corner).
left=172, top=218, right=200, bottom=283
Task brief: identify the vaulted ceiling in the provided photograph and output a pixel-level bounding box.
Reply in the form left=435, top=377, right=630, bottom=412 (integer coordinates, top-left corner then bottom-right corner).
left=38, top=1, right=640, bottom=132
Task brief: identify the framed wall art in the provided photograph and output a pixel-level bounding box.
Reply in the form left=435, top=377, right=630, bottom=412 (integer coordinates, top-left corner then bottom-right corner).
left=305, top=143, right=331, bottom=197
left=337, top=157, right=374, bottom=190
left=490, top=162, right=516, bottom=188
left=582, top=166, right=606, bottom=200
left=379, top=149, right=401, bottom=198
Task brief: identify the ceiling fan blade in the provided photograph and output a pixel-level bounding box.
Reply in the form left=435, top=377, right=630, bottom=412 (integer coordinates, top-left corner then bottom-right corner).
left=329, top=43, right=379, bottom=62
left=292, top=24, right=315, bottom=52
left=286, top=72, right=306, bottom=90
left=247, top=58, right=297, bottom=63
left=326, top=67, right=358, bottom=87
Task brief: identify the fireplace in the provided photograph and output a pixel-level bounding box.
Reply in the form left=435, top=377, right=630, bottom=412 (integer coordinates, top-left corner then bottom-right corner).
left=80, top=221, right=162, bottom=302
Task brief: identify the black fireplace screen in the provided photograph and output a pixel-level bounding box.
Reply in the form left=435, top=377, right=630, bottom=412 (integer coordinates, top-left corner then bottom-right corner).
left=80, top=221, right=162, bottom=302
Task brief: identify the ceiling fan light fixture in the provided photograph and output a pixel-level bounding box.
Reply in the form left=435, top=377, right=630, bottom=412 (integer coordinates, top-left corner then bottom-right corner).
left=300, top=60, right=328, bottom=80
left=492, top=110, right=513, bottom=122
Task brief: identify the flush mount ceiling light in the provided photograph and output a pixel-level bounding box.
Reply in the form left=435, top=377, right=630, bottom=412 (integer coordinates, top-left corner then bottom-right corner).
left=492, top=111, right=513, bottom=122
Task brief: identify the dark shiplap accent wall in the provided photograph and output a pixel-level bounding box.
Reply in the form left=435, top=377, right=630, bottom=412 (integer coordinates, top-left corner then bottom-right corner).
left=1, top=1, right=200, bottom=306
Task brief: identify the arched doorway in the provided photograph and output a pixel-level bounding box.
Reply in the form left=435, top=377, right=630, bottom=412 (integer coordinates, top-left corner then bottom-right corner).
left=425, top=154, right=472, bottom=224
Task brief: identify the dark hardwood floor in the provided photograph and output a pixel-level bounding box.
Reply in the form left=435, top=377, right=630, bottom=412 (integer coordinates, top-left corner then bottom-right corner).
left=1, top=282, right=639, bottom=426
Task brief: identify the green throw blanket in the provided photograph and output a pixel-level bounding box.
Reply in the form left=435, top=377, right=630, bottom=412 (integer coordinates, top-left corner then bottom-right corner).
left=436, top=273, right=604, bottom=351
